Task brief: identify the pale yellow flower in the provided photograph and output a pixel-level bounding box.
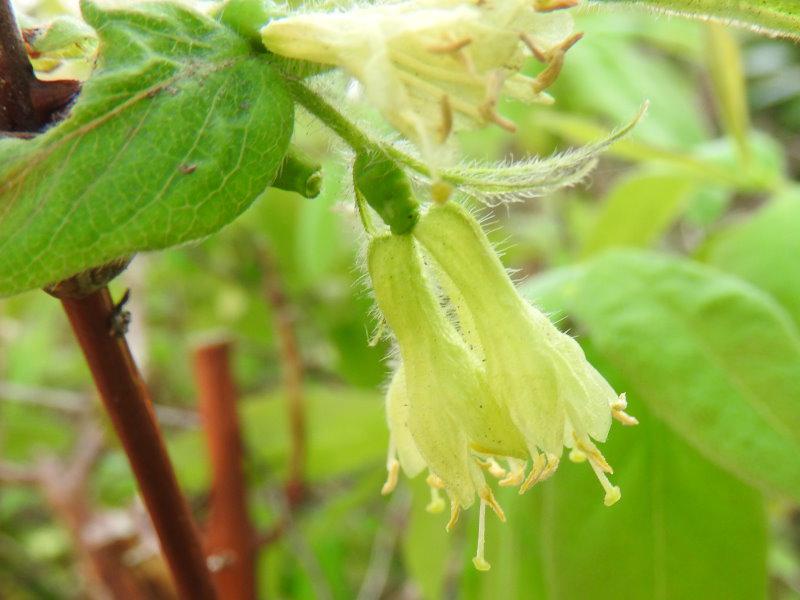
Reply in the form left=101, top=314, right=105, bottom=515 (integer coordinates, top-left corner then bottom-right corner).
left=262, top=0, right=578, bottom=164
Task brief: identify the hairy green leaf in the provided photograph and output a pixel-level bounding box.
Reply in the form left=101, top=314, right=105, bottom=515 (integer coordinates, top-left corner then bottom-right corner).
left=0, top=0, right=293, bottom=296
left=588, top=0, right=800, bottom=41
left=542, top=393, right=767, bottom=600
left=525, top=251, right=800, bottom=501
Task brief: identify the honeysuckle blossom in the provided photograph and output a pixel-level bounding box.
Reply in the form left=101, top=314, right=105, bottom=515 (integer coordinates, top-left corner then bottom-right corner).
left=261, top=0, right=579, bottom=166
left=368, top=201, right=637, bottom=571
left=414, top=201, right=638, bottom=504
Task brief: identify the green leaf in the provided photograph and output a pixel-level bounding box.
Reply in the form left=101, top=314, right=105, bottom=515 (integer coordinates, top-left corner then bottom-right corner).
left=581, top=169, right=695, bottom=257
left=525, top=251, right=800, bottom=501
left=588, top=0, right=800, bottom=41
left=542, top=388, right=767, bottom=600
left=0, top=0, right=293, bottom=297
left=703, top=191, right=800, bottom=327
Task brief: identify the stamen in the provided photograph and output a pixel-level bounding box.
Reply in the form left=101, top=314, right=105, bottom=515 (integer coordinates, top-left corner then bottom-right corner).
left=519, top=33, right=548, bottom=63
left=499, top=458, right=526, bottom=487
left=381, top=457, right=400, bottom=496
left=446, top=500, right=461, bottom=532
left=588, top=458, right=621, bottom=506
left=525, top=32, right=584, bottom=94
left=438, top=95, right=453, bottom=143
left=479, top=72, right=517, bottom=133
left=472, top=500, right=491, bottom=571
left=427, top=35, right=472, bottom=54
left=520, top=452, right=547, bottom=494
left=533, top=0, right=580, bottom=12
left=575, top=437, right=612, bottom=473
left=427, top=473, right=445, bottom=489
left=480, top=487, right=506, bottom=522
left=431, top=181, right=453, bottom=203
left=538, top=453, right=560, bottom=482
left=479, top=457, right=507, bottom=479
left=611, top=393, right=639, bottom=426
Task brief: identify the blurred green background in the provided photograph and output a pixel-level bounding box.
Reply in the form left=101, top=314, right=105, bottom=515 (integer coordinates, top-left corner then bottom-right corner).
left=2, top=1, right=800, bottom=598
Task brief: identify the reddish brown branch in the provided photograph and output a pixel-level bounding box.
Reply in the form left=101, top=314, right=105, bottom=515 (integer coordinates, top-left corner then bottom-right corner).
left=60, top=288, right=216, bottom=600
left=194, top=341, right=256, bottom=600
left=260, top=251, right=307, bottom=507
left=0, top=0, right=36, bottom=131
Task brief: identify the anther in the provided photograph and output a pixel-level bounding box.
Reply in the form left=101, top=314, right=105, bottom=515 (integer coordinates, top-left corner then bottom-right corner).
left=499, top=458, right=525, bottom=487
left=480, top=487, right=506, bottom=522
left=533, top=0, right=580, bottom=12
left=472, top=500, right=491, bottom=571
left=520, top=452, right=547, bottom=494
left=611, top=393, right=639, bottom=426
left=427, top=35, right=472, bottom=54
left=479, top=457, right=507, bottom=479
left=446, top=500, right=461, bottom=532
left=381, top=457, right=400, bottom=495
left=438, top=95, right=453, bottom=143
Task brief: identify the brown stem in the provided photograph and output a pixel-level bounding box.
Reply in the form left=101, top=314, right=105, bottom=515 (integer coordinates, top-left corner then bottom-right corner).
left=60, top=288, right=216, bottom=600
left=194, top=341, right=256, bottom=600
left=0, top=0, right=36, bottom=131
left=260, top=251, right=307, bottom=507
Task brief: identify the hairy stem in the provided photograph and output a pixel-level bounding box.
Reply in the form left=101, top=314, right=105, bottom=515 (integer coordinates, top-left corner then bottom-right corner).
left=194, top=341, right=257, bottom=600
left=60, top=288, right=216, bottom=600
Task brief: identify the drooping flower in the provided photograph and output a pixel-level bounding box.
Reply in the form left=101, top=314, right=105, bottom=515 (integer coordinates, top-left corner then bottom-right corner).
left=369, top=218, right=637, bottom=571
left=413, top=201, right=638, bottom=505
left=369, top=232, right=530, bottom=569
left=261, top=0, right=579, bottom=165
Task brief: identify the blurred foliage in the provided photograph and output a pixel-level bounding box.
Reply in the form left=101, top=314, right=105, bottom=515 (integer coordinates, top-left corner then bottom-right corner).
left=2, top=1, right=800, bottom=599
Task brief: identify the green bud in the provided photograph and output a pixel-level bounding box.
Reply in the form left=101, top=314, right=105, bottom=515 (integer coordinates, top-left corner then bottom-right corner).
left=354, top=149, right=419, bottom=235
left=217, top=0, right=285, bottom=47
left=272, top=147, right=322, bottom=198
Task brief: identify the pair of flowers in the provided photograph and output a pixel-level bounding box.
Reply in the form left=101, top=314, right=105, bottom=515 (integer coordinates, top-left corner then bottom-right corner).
left=368, top=201, right=636, bottom=570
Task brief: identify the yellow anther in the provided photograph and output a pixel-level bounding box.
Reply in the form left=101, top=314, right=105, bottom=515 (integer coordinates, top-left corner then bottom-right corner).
left=427, top=35, right=472, bottom=54
left=480, top=487, right=506, bottom=523
left=381, top=458, right=400, bottom=496
left=426, top=473, right=445, bottom=489
left=521, top=31, right=583, bottom=94
left=575, top=436, right=613, bottom=474
left=479, top=72, right=517, bottom=133
left=533, top=0, right=580, bottom=12
left=472, top=500, right=491, bottom=571
left=538, top=453, right=561, bottom=482
left=499, top=458, right=525, bottom=487
left=611, top=394, right=639, bottom=426
left=520, top=452, right=547, bottom=494
left=446, top=501, right=461, bottom=532
left=481, top=457, right=507, bottom=479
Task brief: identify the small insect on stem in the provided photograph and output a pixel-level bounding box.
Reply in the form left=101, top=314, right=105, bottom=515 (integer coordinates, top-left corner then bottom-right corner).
left=108, top=289, right=132, bottom=337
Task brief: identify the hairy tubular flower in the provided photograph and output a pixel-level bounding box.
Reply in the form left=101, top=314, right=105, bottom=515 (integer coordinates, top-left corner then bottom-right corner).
left=413, top=201, right=638, bottom=505
left=369, top=232, right=532, bottom=570
left=262, top=0, right=578, bottom=165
